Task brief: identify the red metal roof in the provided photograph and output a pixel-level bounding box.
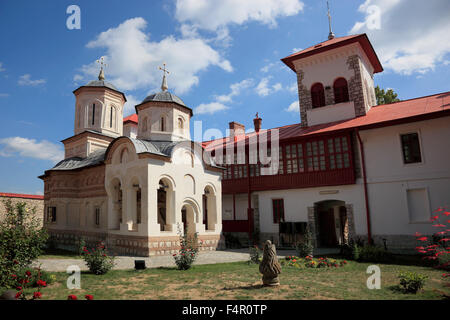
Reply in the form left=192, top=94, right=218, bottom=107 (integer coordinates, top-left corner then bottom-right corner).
left=0, top=192, right=44, bottom=200
left=123, top=113, right=138, bottom=124
left=281, top=33, right=383, bottom=74
left=204, top=91, right=450, bottom=150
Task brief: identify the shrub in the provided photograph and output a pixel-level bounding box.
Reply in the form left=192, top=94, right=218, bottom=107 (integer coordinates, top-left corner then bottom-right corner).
left=296, top=225, right=314, bottom=258
left=0, top=200, right=48, bottom=288
left=398, top=271, right=428, bottom=294
left=353, top=244, right=391, bottom=263
left=173, top=224, right=201, bottom=270
left=81, top=242, right=115, bottom=275
left=224, top=233, right=242, bottom=249
left=248, top=246, right=261, bottom=264
left=415, top=207, right=450, bottom=271
left=11, top=267, right=47, bottom=300
left=281, top=255, right=348, bottom=269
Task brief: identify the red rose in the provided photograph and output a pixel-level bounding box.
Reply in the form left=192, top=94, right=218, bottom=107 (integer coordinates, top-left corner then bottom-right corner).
left=85, top=294, right=94, bottom=300
left=25, top=271, right=32, bottom=277
left=16, top=286, right=22, bottom=291
left=11, top=274, right=17, bottom=278
left=67, top=294, right=77, bottom=300
left=37, top=280, right=47, bottom=287
left=33, top=292, right=42, bottom=299
left=15, top=292, right=22, bottom=299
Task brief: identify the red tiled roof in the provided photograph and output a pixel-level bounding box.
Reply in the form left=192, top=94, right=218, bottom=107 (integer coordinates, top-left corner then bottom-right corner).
left=123, top=113, right=138, bottom=124
left=204, top=91, right=450, bottom=150
left=0, top=192, right=44, bottom=200
left=281, top=33, right=383, bottom=74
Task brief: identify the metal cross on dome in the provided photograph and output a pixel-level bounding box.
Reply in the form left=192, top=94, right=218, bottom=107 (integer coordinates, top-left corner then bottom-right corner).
left=96, top=56, right=107, bottom=80
left=159, top=62, right=170, bottom=91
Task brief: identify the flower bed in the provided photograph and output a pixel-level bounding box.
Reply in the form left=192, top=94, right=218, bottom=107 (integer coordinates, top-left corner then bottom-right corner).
left=281, top=256, right=348, bottom=269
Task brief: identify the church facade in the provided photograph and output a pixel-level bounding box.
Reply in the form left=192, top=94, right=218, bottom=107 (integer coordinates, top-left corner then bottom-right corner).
left=39, top=66, right=223, bottom=256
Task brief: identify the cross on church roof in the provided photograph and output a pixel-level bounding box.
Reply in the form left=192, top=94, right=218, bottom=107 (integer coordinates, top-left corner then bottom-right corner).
left=96, top=56, right=107, bottom=81
left=327, top=1, right=335, bottom=40
left=159, top=62, right=170, bottom=91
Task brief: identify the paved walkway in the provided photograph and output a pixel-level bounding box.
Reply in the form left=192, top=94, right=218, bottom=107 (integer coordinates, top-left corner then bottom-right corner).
left=35, top=248, right=340, bottom=272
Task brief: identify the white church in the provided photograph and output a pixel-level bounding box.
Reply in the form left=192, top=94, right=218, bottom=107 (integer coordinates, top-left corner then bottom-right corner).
left=40, top=30, right=450, bottom=255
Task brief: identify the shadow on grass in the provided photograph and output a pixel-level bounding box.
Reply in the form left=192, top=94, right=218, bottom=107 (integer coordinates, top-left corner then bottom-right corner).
left=223, top=284, right=265, bottom=291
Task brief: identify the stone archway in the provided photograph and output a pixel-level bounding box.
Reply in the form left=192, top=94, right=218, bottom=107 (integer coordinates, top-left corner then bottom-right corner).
left=308, top=200, right=355, bottom=248
left=181, top=200, right=200, bottom=237
left=203, top=185, right=217, bottom=231
left=158, top=177, right=175, bottom=231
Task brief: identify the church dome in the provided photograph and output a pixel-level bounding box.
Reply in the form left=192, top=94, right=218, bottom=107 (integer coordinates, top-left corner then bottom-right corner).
left=141, top=91, right=187, bottom=107
left=85, top=79, right=118, bottom=91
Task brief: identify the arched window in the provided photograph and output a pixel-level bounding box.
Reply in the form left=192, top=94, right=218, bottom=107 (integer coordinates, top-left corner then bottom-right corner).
left=110, top=106, right=114, bottom=128
left=333, top=78, right=349, bottom=104
left=92, top=104, right=96, bottom=126
left=311, top=83, right=325, bottom=108
left=142, top=116, right=148, bottom=132
left=160, top=117, right=165, bottom=132
left=178, top=117, right=184, bottom=130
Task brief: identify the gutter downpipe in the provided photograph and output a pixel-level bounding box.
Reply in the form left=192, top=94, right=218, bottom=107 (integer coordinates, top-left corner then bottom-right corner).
left=356, top=128, right=373, bottom=245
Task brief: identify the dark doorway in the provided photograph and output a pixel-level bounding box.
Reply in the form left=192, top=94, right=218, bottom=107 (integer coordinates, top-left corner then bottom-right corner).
left=318, top=208, right=338, bottom=247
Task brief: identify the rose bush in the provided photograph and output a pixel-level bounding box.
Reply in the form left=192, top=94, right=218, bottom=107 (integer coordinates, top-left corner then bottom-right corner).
left=81, top=242, right=115, bottom=275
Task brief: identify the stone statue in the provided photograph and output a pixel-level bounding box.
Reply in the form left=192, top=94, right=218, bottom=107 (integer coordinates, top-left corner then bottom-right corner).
left=259, top=240, right=281, bottom=286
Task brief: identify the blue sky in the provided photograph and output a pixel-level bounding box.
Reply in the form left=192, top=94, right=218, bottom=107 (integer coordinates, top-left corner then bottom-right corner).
left=0, top=0, right=449, bottom=195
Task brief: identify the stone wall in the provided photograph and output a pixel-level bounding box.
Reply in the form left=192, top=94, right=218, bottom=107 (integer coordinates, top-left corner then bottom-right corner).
left=346, top=55, right=366, bottom=117
left=296, top=69, right=311, bottom=127
left=0, top=194, right=44, bottom=227
left=47, top=229, right=220, bottom=257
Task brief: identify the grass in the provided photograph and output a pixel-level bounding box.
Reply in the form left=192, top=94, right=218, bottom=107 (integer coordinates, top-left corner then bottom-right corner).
left=19, top=258, right=450, bottom=300
left=39, top=248, right=81, bottom=260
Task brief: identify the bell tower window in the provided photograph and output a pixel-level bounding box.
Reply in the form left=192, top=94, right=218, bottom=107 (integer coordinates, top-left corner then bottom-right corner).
left=160, top=117, right=165, bottom=132
left=92, top=104, right=96, bottom=126
left=333, top=78, right=349, bottom=104
left=311, top=83, right=325, bottom=108
left=110, top=106, right=113, bottom=128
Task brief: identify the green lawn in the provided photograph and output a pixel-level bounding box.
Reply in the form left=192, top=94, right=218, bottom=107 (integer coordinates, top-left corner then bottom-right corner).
left=27, top=259, right=450, bottom=300
left=39, top=248, right=82, bottom=260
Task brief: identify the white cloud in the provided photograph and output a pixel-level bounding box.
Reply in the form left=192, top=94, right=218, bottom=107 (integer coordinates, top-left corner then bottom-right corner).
left=0, top=93, right=9, bottom=98
left=194, top=102, right=229, bottom=115
left=215, top=79, right=254, bottom=103
left=255, top=77, right=282, bottom=96
left=285, top=101, right=299, bottom=112
left=0, top=62, right=5, bottom=72
left=350, top=0, right=450, bottom=75
left=175, top=0, right=304, bottom=31
left=287, top=82, right=297, bottom=93
left=292, top=47, right=302, bottom=53
left=18, top=74, right=46, bottom=86
left=78, top=17, right=232, bottom=94
left=0, top=137, right=63, bottom=162
left=123, top=94, right=141, bottom=116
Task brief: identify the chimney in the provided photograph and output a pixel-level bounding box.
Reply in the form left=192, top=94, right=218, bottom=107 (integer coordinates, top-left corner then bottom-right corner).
left=253, top=112, right=262, bottom=133
left=229, top=121, right=245, bottom=142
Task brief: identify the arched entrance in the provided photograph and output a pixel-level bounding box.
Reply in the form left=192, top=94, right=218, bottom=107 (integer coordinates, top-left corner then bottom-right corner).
left=202, top=185, right=217, bottom=231
left=315, top=200, right=348, bottom=247
left=158, top=178, right=175, bottom=231
left=181, top=201, right=199, bottom=236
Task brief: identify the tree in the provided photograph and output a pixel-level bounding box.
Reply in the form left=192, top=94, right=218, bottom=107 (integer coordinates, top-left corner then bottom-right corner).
left=0, top=200, right=48, bottom=288
left=375, top=85, right=400, bottom=105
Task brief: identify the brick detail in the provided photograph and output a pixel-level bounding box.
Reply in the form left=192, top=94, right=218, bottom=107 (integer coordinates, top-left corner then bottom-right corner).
left=296, top=69, right=311, bottom=127
left=324, top=86, right=334, bottom=106
left=347, top=55, right=366, bottom=117
left=0, top=196, right=44, bottom=227
left=47, top=229, right=220, bottom=257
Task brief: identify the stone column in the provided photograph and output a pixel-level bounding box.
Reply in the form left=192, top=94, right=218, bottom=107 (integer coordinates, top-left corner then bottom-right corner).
left=146, top=183, right=160, bottom=235
left=307, top=206, right=318, bottom=248
left=345, top=204, right=356, bottom=241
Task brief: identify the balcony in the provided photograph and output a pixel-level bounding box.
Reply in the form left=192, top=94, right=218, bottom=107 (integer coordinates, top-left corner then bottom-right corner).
left=307, top=101, right=355, bottom=126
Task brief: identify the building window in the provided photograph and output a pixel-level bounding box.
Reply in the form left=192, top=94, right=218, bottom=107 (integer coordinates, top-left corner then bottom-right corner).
left=272, top=199, right=285, bottom=224
left=401, top=133, right=422, bottom=164
left=333, top=78, right=349, bottom=104
left=306, top=140, right=326, bottom=171
left=328, top=137, right=351, bottom=169
left=110, top=106, right=114, bottom=128
left=160, top=117, right=165, bottom=132
left=95, top=207, right=100, bottom=226
left=311, top=83, right=325, bottom=108
left=178, top=118, right=184, bottom=129
left=92, top=104, right=95, bottom=126
left=47, top=206, right=56, bottom=223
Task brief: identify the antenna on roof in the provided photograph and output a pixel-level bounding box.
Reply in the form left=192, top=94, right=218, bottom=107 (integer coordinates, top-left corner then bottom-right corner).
left=327, top=0, right=335, bottom=40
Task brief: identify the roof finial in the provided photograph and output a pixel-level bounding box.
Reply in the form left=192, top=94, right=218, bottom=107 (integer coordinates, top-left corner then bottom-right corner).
left=96, top=56, right=107, bottom=81
left=159, top=62, right=170, bottom=92
left=327, top=1, right=335, bottom=40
